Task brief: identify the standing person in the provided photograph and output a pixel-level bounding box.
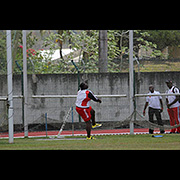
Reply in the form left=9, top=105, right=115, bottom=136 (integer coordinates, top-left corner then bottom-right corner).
left=75, top=82, right=102, bottom=140
left=165, top=80, right=180, bottom=133
left=143, top=85, right=164, bottom=134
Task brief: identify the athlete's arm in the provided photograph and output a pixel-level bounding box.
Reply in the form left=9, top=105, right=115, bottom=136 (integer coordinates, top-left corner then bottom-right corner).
left=88, top=91, right=102, bottom=103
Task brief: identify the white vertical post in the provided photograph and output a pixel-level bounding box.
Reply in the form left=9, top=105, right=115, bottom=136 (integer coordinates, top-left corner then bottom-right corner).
left=6, top=30, right=14, bottom=143
left=23, top=30, right=28, bottom=137
left=129, top=30, right=134, bottom=135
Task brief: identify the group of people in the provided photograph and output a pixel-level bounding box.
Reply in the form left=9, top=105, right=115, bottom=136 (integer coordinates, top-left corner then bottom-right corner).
left=143, top=80, right=180, bottom=134
left=75, top=80, right=180, bottom=139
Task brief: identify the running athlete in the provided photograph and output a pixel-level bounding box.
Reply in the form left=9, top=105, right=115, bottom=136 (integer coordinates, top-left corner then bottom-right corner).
left=76, top=82, right=102, bottom=139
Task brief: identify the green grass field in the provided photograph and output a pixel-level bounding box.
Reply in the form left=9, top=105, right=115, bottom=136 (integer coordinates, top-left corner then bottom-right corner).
left=1, top=134, right=180, bottom=150
left=120, top=60, right=180, bottom=73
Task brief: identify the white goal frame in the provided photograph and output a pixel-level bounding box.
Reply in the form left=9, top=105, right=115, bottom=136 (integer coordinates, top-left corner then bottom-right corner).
left=32, top=94, right=127, bottom=98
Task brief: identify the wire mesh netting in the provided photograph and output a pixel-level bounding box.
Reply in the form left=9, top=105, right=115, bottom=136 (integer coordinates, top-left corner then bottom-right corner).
left=1, top=30, right=180, bottom=137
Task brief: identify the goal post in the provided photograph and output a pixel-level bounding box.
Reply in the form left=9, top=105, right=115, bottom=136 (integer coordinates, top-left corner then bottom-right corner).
left=135, top=93, right=180, bottom=97
left=32, top=94, right=127, bottom=98
left=129, top=30, right=134, bottom=135
left=23, top=30, right=28, bottom=138
left=6, top=30, right=14, bottom=144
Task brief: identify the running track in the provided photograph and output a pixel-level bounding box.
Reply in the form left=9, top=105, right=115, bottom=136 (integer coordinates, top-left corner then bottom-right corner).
left=0, top=128, right=170, bottom=138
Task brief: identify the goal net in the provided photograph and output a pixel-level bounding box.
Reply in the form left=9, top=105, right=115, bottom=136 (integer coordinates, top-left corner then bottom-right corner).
left=27, top=94, right=128, bottom=138
left=0, top=98, right=8, bottom=135
left=1, top=88, right=179, bottom=138
left=1, top=30, right=180, bottom=139
left=28, top=92, right=180, bottom=138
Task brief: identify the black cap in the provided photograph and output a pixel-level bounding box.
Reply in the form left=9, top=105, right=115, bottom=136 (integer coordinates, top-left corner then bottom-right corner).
left=79, top=82, right=85, bottom=89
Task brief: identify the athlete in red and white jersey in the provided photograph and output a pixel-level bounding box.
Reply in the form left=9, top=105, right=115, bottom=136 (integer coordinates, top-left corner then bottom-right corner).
left=75, top=82, right=102, bottom=139
left=166, top=80, right=180, bottom=133
left=76, top=89, right=98, bottom=108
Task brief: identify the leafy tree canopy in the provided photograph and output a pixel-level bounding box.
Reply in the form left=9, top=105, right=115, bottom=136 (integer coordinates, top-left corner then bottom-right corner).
left=1, top=30, right=180, bottom=74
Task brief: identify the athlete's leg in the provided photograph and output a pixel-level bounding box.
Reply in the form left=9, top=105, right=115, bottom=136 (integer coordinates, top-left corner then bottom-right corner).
left=86, top=120, right=91, bottom=138
left=148, top=107, right=154, bottom=134
left=168, top=108, right=176, bottom=133
left=90, top=108, right=96, bottom=126
left=173, top=107, right=180, bottom=133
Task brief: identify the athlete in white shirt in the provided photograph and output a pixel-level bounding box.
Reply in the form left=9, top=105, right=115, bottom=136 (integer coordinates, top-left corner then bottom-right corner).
left=143, top=85, right=164, bottom=134
left=165, top=80, right=180, bottom=133
left=75, top=82, right=102, bottom=139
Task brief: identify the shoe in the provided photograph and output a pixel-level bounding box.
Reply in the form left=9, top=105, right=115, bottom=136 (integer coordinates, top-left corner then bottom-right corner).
left=86, top=136, right=96, bottom=140
left=92, top=123, right=102, bottom=129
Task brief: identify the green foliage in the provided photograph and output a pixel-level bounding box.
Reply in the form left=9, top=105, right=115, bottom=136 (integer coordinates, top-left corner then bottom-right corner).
left=1, top=30, right=180, bottom=75
left=147, top=30, right=180, bottom=51
left=134, top=30, right=164, bottom=58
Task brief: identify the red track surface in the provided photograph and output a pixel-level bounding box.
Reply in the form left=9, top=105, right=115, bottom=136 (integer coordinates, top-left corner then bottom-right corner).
left=0, top=128, right=170, bottom=138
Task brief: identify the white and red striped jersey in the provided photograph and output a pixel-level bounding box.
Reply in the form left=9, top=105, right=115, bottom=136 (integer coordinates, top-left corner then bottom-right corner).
left=75, top=89, right=99, bottom=108
left=166, top=86, right=180, bottom=108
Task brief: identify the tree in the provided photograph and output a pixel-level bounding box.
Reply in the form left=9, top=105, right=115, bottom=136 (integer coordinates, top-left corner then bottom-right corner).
left=57, top=30, right=64, bottom=60
left=98, top=30, right=108, bottom=73
left=12, top=30, right=22, bottom=72
left=147, top=30, right=180, bottom=51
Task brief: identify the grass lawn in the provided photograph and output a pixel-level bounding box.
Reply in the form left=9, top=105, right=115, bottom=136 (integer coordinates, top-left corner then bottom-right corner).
left=120, top=60, right=180, bottom=73
left=1, top=134, right=180, bottom=150
left=136, top=61, right=180, bottom=72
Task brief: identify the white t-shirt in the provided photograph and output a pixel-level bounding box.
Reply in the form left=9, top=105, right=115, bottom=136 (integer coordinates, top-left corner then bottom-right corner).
left=75, top=89, right=98, bottom=108
left=166, top=86, right=180, bottom=108
left=76, top=90, right=91, bottom=108
left=146, top=91, right=162, bottom=109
